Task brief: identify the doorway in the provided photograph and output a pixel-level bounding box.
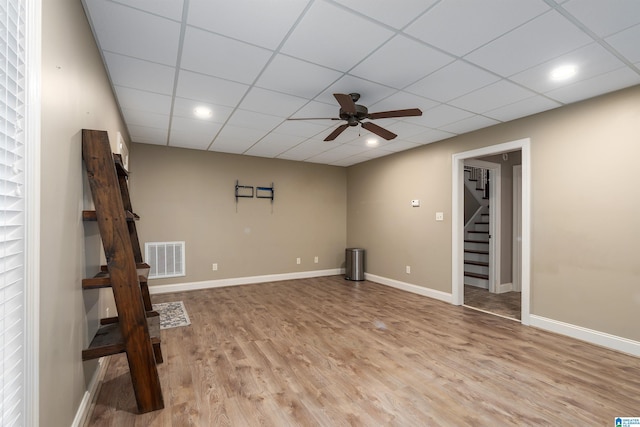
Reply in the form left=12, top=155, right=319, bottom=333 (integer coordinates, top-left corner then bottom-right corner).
left=452, top=139, right=531, bottom=325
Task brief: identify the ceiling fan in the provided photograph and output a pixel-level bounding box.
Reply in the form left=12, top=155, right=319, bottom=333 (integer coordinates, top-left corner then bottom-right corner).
left=288, top=93, right=422, bottom=141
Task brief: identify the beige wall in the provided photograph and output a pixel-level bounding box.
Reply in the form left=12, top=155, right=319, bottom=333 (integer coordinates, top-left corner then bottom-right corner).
left=348, top=85, right=640, bottom=341
left=130, top=144, right=347, bottom=286
left=40, top=0, right=130, bottom=425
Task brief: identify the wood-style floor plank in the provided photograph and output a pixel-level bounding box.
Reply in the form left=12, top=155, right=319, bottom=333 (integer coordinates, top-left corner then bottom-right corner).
left=85, top=276, right=640, bottom=426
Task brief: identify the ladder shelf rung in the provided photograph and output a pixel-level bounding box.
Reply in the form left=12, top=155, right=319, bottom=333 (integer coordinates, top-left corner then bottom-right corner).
left=82, top=273, right=148, bottom=290
left=82, top=210, right=140, bottom=221
left=82, top=316, right=160, bottom=361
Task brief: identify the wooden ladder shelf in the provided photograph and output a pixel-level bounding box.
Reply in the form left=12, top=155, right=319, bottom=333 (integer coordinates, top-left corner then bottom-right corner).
left=81, top=129, right=164, bottom=413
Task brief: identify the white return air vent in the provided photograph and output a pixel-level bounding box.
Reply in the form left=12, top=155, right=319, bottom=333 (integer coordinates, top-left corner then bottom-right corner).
left=145, top=241, right=185, bottom=279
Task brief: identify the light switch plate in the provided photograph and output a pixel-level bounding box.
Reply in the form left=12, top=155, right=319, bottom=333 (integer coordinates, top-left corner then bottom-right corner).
left=411, top=199, right=420, bottom=207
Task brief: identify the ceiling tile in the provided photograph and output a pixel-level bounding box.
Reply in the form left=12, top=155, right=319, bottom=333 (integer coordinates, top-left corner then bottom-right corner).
left=171, top=115, right=222, bottom=136
left=278, top=140, right=338, bottom=161
left=128, top=124, right=168, bottom=145
left=330, top=157, right=364, bottom=167
left=405, top=128, right=456, bottom=144
left=404, top=0, right=550, bottom=56
left=562, top=0, right=640, bottom=37
left=271, top=120, right=331, bottom=138
left=210, top=125, right=269, bottom=154
left=84, top=0, right=181, bottom=65
left=350, top=35, right=455, bottom=89
left=104, top=52, right=175, bottom=95
left=440, top=115, right=500, bottom=134
left=406, top=60, right=500, bottom=102
left=181, top=26, right=273, bottom=84
left=465, top=10, right=593, bottom=77
left=545, top=67, right=640, bottom=103
left=117, top=0, right=185, bottom=20
left=169, top=133, right=216, bottom=150
left=122, top=108, right=169, bottom=130
left=606, top=23, right=640, bottom=63
left=383, top=121, right=433, bottom=139
left=239, top=87, right=309, bottom=118
left=315, top=75, right=398, bottom=107
left=244, top=133, right=306, bottom=158
left=175, top=70, right=249, bottom=106
left=280, top=1, right=394, bottom=72
left=113, top=86, right=172, bottom=115
left=255, top=55, right=343, bottom=98
left=187, top=0, right=310, bottom=50
left=171, top=97, right=234, bottom=124
left=227, top=110, right=285, bottom=131
left=509, top=43, right=626, bottom=93
left=411, top=104, right=475, bottom=128
left=449, top=80, right=536, bottom=113
left=333, top=0, right=437, bottom=29
left=373, top=140, right=421, bottom=153
left=169, top=116, right=223, bottom=149
left=289, top=100, right=338, bottom=120
left=484, top=95, right=561, bottom=122
left=368, top=92, right=439, bottom=116
left=306, top=144, right=368, bottom=164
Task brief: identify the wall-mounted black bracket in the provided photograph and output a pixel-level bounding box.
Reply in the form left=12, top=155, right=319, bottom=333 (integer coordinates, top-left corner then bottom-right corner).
left=256, top=183, right=274, bottom=202
left=235, top=180, right=254, bottom=202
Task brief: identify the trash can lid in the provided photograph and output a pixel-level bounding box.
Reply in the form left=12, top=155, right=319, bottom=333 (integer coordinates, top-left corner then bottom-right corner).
left=346, top=248, right=365, bottom=251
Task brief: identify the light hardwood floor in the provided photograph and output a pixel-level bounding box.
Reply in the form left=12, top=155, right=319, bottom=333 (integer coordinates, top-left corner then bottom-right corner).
left=464, top=285, right=521, bottom=320
left=86, top=276, right=640, bottom=426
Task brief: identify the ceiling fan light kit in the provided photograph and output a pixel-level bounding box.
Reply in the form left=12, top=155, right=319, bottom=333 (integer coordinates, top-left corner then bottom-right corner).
left=289, top=93, right=422, bottom=142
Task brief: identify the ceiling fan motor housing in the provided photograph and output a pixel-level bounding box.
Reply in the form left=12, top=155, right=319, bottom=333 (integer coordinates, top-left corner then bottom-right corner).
left=339, top=104, right=369, bottom=125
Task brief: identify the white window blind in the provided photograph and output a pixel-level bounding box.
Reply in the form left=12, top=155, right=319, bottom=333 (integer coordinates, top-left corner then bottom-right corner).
left=0, top=0, right=27, bottom=425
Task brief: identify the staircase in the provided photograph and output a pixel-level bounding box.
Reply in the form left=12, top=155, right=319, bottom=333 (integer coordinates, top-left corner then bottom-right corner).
left=464, top=166, right=490, bottom=289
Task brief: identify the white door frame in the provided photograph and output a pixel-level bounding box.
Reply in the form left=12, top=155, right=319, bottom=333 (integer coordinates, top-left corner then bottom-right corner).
left=464, top=159, right=501, bottom=293
left=513, top=165, right=522, bottom=293
left=452, top=138, right=531, bottom=325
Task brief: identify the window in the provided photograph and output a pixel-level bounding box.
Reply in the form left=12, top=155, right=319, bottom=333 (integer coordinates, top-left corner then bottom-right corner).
left=1, top=0, right=38, bottom=425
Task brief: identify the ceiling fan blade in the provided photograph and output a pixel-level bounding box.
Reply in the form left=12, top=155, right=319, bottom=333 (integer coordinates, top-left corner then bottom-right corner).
left=334, top=93, right=356, bottom=114
left=324, top=124, right=350, bottom=141
left=287, top=117, right=341, bottom=120
left=368, top=108, right=423, bottom=120
left=361, top=122, right=397, bottom=140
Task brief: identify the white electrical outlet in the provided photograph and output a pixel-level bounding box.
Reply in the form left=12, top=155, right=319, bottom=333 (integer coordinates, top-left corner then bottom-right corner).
left=314, top=256, right=319, bottom=263
left=296, top=257, right=301, bottom=265
left=435, top=212, right=444, bottom=221
left=212, top=263, right=218, bottom=271
left=406, top=265, right=411, bottom=274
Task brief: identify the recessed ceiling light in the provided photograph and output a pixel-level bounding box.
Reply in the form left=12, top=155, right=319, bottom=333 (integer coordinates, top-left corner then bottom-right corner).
left=550, top=64, right=577, bottom=81
left=366, top=138, right=379, bottom=147
left=193, top=106, right=212, bottom=118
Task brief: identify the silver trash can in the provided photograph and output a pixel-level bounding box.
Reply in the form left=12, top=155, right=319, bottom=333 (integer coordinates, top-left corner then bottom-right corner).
left=345, top=248, right=365, bottom=281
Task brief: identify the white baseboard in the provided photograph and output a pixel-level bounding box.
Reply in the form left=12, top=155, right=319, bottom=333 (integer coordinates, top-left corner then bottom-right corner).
left=72, top=357, right=108, bottom=427
left=495, top=282, right=513, bottom=293
left=530, top=315, right=640, bottom=357
left=365, top=273, right=453, bottom=304
left=149, top=268, right=344, bottom=295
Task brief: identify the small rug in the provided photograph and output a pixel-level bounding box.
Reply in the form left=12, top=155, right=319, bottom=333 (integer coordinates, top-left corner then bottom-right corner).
left=152, top=301, right=191, bottom=329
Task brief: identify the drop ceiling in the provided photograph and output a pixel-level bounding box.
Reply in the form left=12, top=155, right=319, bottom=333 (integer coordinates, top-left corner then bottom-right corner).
left=82, top=0, right=640, bottom=167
